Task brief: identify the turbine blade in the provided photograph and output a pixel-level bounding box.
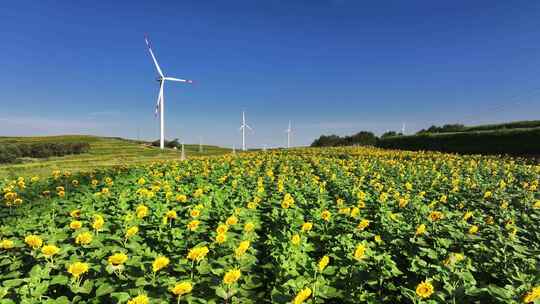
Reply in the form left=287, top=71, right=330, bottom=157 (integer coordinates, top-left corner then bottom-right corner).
left=246, top=124, right=253, bottom=131
left=154, top=82, right=164, bottom=116
left=164, top=77, right=194, bottom=83
left=145, top=35, right=164, bottom=77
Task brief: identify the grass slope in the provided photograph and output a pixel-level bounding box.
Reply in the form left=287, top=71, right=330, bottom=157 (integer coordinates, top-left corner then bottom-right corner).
left=0, top=135, right=229, bottom=178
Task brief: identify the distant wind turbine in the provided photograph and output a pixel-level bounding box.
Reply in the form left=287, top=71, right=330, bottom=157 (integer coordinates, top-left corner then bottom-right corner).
left=145, top=35, right=193, bottom=150
left=285, top=120, right=293, bottom=148
left=180, top=142, right=186, bottom=161
left=239, top=111, right=252, bottom=151
left=401, top=122, right=406, bottom=135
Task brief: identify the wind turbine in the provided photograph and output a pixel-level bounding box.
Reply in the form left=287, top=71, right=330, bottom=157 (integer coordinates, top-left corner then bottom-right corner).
left=145, top=35, right=193, bottom=150
left=285, top=120, right=293, bottom=148
left=401, top=122, right=406, bottom=135
left=239, top=111, right=252, bottom=151
left=180, top=142, right=186, bottom=161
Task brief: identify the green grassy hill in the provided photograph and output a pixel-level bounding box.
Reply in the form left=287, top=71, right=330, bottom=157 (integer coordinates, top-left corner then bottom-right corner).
left=0, top=135, right=230, bottom=178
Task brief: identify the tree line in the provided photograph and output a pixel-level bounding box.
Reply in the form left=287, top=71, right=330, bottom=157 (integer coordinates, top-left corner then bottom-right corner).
left=312, top=120, right=540, bottom=147
left=0, top=142, right=90, bottom=164
left=416, top=120, right=540, bottom=134
left=311, top=131, right=378, bottom=147
left=311, top=120, right=540, bottom=155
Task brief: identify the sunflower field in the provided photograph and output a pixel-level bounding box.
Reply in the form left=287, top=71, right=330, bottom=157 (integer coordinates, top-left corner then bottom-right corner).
left=1, top=147, right=539, bottom=304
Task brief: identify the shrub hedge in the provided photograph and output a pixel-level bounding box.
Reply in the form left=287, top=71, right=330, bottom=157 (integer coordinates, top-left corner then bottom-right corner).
left=0, top=142, right=90, bottom=164
left=376, top=127, right=540, bottom=155
left=150, top=138, right=181, bottom=149
left=417, top=120, right=540, bottom=134
left=311, top=131, right=377, bottom=147
left=463, top=120, right=540, bottom=132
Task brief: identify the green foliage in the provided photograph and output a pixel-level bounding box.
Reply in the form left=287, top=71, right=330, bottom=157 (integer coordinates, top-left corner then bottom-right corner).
left=0, top=136, right=230, bottom=178
left=309, top=120, right=540, bottom=155
left=0, top=142, right=90, bottom=164
left=464, top=120, right=540, bottom=132
left=0, top=145, right=19, bottom=164
left=1, top=147, right=539, bottom=303
left=377, top=127, right=540, bottom=155
left=381, top=131, right=402, bottom=138
left=416, top=124, right=466, bottom=134
left=416, top=120, right=540, bottom=134
left=311, top=131, right=377, bottom=147
left=150, top=138, right=182, bottom=149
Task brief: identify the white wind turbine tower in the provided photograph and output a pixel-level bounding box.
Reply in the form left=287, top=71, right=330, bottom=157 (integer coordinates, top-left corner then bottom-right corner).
left=239, top=111, right=252, bottom=151
left=285, top=120, right=293, bottom=148
left=145, top=35, right=193, bottom=150
left=180, top=142, right=186, bottom=161
left=401, top=122, right=406, bottom=135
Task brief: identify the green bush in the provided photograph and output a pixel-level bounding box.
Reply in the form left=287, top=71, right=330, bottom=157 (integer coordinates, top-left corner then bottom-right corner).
left=464, top=120, right=540, bottom=132
left=0, top=142, right=90, bottom=164
left=151, top=138, right=181, bottom=149
left=416, top=120, right=540, bottom=134
left=377, top=127, right=540, bottom=155
left=0, top=145, right=19, bottom=163
left=311, top=131, right=377, bottom=147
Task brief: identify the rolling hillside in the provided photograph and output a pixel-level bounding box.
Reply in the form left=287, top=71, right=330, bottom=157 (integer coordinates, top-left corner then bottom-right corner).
left=0, top=135, right=229, bottom=178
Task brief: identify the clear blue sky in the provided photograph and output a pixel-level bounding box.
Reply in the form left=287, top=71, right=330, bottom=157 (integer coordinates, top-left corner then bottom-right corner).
left=1, top=0, right=540, bottom=147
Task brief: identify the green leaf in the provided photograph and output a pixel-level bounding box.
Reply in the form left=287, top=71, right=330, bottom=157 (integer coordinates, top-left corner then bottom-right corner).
left=32, top=282, right=49, bottom=297
left=436, top=238, right=453, bottom=248
left=135, top=277, right=148, bottom=287
left=50, top=275, right=68, bottom=286
left=111, top=292, right=131, bottom=302
left=53, top=296, right=70, bottom=304
left=72, top=280, right=93, bottom=294
left=2, top=279, right=24, bottom=288
left=322, top=266, right=337, bottom=275
left=197, top=261, right=211, bottom=275
left=486, top=285, right=513, bottom=300
left=318, top=285, right=341, bottom=298
left=0, top=287, right=8, bottom=299
left=29, top=265, right=43, bottom=278
left=215, top=287, right=228, bottom=299
left=95, top=283, right=115, bottom=297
